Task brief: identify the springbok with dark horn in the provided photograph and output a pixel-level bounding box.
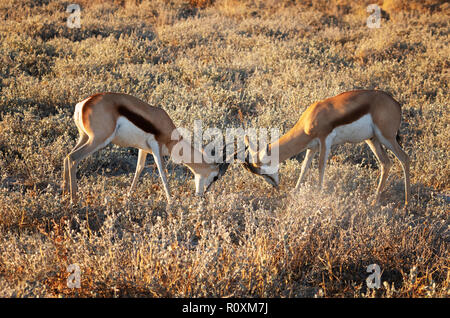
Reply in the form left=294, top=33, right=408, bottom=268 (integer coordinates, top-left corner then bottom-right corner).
left=63, top=92, right=230, bottom=204
left=242, top=90, right=411, bottom=205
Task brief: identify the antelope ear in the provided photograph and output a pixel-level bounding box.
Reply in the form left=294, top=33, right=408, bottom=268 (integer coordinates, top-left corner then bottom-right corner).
left=218, top=141, right=231, bottom=177
left=257, top=143, right=270, bottom=163
left=218, top=162, right=230, bottom=177
left=244, top=135, right=250, bottom=149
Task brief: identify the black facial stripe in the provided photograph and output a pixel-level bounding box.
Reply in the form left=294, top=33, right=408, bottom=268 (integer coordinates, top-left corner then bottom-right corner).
left=263, top=174, right=278, bottom=188
left=205, top=173, right=220, bottom=193
left=242, top=162, right=260, bottom=174
left=218, top=162, right=230, bottom=177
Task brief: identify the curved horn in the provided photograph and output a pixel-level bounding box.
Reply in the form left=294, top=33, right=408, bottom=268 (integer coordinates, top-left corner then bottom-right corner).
left=217, top=138, right=231, bottom=177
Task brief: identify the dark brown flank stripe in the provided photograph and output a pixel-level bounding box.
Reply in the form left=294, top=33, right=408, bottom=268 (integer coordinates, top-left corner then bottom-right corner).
left=330, top=103, right=370, bottom=129
left=117, top=105, right=161, bottom=137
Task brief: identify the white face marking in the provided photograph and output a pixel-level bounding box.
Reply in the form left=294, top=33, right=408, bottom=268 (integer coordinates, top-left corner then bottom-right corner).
left=195, top=170, right=220, bottom=195
left=260, top=164, right=279, bottom=175
left=258, top=164, right=279, bottom=186
left=205, top=170, right=219, bottom=191
left=161, top=144, right=170, bottom=157
left=194, top=173, right=204, bottom=196
left=330, top=114, right=374, bottom=145
left=112, top=116, right=156, bottom=150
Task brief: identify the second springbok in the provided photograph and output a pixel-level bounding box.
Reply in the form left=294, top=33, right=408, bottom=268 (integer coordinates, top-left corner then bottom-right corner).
left=63, top=92, right=230, bottom=204
left=243, top=89, right=411, bottom=205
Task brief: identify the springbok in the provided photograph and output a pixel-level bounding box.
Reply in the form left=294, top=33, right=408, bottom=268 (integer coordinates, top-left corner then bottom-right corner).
left=242, top=90, right=411, bottom=205
left=63, top=92, right=230, bottom=204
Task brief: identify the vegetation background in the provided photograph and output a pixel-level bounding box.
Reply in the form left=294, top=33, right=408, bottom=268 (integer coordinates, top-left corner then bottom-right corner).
left=0, top=0, right=448, bottom=297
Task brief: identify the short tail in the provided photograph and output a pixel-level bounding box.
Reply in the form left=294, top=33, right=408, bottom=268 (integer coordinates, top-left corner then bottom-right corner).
left=396, top=132, right=402, bottom=147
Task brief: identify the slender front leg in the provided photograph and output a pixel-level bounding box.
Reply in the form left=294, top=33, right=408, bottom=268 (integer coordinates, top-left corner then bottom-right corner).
left=295, top=148, right=317, bottom=189
left=128, top=149, right=148, bottom=196
left=63, top=133, right=89, bottom=194
left=365, top=138, right=392, bottom=204
left=148, top=140, right=171, bottom=203
left=317, top=137, right=331, bottom=189
left=382, top=137, right=411, bottom=206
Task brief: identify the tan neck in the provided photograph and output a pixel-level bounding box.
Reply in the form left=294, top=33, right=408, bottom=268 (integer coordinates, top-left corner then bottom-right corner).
left=269, top=123, right=314, bottom=163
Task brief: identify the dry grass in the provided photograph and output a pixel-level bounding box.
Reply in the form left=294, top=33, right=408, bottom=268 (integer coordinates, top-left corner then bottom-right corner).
left=0, top=0, right=448, bottom=297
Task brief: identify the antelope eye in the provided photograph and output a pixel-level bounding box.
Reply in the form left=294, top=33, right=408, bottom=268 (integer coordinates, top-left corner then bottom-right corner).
left=213, top=176, right=218, bottom=182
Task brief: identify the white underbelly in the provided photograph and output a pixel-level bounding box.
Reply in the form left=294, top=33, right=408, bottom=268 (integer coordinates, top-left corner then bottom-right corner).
left=112, top=116, right=155, bottom=150
left=330, top=114, right=374, bottom=145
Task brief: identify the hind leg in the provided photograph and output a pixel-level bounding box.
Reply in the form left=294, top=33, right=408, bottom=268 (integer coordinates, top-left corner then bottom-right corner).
left=387, top=139, right=410, bottom=206
left=317, top=137, right=332, bottom=189
left=148, top=139, right=171, bottom=203
left=375, top=132, right=411, bottom=206
left=295, top=148, right=317, bottom=190
left=63, top=132, right=89, bottom=194
left=128, top=148, right=148, bottom=196
left=365, top=138, right=392, bottom=204
left=67, top=136, right=112, bottom=204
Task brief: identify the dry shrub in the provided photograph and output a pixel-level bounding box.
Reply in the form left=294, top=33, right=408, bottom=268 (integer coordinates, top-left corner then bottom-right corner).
left=293, top=0, right=446, bottom=14
left=382, top=0, right=447, bottom=13
left=214, top=0, right=250, bottom=18
left=189, top=0, right=215, bottom=9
